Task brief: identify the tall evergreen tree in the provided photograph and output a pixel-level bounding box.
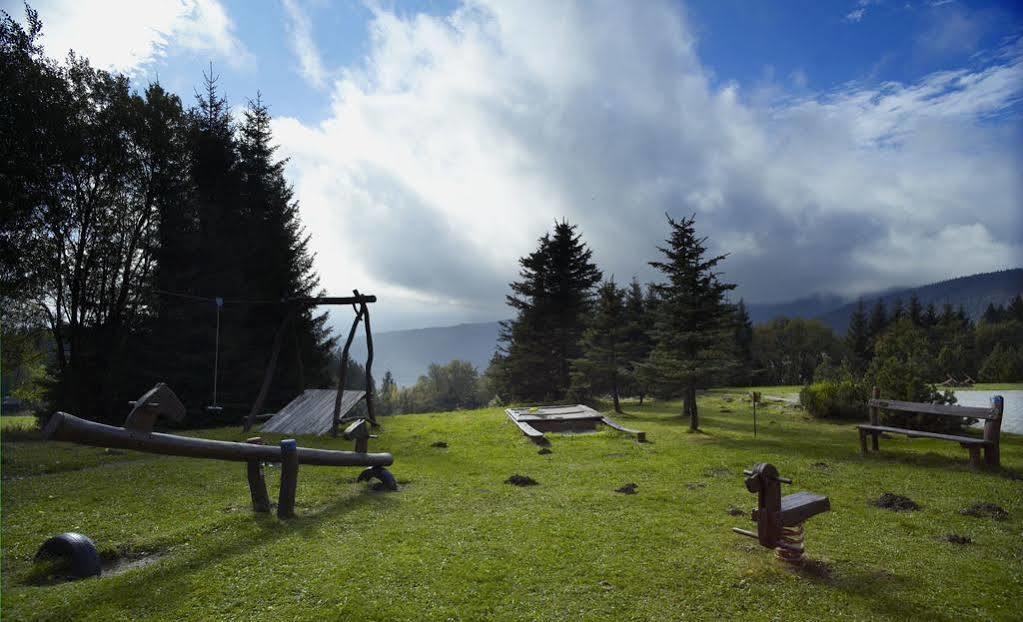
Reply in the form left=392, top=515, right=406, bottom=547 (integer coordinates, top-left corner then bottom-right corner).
left=571, top=279, right=627, bottom=412
left=640, top=214, right=736, bottom=430
left=846, top=298, right=871, bottom=369
left=494, top=221, right=601, bottom=401
left=868, top=299, right=888, bottom=343
left=621, top=277, right=652, bottom=402
left=733, top=299, right=754, bottom=384
left=908, top=294, right=923, bottom=326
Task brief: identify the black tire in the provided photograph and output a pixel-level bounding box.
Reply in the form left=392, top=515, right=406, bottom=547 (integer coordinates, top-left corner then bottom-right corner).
left=35, top=533, right=101, bottom=579
left=357, top=466, right=398, bottom=491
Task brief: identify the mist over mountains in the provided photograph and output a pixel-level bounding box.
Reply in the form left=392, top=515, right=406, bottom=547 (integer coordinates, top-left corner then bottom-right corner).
left=353, top=269, right=1022, bottom=386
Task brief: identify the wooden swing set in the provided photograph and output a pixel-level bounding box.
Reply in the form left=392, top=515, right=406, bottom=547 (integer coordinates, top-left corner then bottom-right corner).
left=243, top=290, right=378, bottom=437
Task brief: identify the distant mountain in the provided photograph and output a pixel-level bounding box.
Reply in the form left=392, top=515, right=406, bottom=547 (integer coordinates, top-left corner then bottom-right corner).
left=745, top=293, right=848, bottom=325
left=350, top=321, right=502, bottom=387
left=350, top=269, right=1021, bottom=386
left=817, top=268, right=1023, bottom=334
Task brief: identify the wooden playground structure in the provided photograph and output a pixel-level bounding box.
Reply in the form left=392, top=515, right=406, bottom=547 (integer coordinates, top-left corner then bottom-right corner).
left=505, top=404, right=646, bottom=444
left=43, top=384, right=397, bottom=519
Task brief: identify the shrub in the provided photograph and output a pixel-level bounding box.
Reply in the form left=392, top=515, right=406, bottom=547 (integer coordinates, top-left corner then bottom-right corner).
left=800, top=379, right=868, bottom=420
left=978, top=343, right=1022, bottom=382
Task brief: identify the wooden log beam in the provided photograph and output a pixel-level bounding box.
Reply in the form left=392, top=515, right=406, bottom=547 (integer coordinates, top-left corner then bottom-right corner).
left=244, top=437, right=271, bottom=513
left=244, top=309, right=295, bottom=432
left=358, top=290, right=377, bottom=426
left=332, top=306, right=365, bottom=437
left=43, top=412, right=393, bottom=467
left=287, top=295, right=376, bottom=306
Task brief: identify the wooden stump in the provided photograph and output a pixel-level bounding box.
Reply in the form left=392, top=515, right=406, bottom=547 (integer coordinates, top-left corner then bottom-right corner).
left=245, top=437, right=271, bottom=513
left=278, top=439, right=298, bottom=519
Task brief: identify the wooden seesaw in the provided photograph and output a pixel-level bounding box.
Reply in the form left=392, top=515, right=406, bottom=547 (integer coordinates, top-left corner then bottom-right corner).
left=42, top=383, right=397, bottom=519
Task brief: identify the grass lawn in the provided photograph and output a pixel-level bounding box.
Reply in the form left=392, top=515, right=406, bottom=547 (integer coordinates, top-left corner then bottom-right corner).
left=2, top=393, right=1021, bottom=621
left=1, top=416, right=38, bottom=432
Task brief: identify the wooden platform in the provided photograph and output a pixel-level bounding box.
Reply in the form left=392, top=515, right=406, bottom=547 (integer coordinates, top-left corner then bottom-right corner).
left=505, top=405, right=646, bottom=444
left=261, top=389, right=366, bottom=436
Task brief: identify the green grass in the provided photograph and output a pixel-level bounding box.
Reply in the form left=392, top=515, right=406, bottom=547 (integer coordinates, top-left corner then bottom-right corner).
left=2, top=395, right=1021, bottom=621
left=959, top=383, right=1023, bottom=391
left=1, top=416, right=38, bottom=432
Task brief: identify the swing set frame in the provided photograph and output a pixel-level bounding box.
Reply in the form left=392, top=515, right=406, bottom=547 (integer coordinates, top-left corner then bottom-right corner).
left=242, top=290, right=377, bottom=437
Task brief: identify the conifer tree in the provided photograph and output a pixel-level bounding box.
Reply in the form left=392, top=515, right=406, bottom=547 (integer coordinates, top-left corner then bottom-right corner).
left=640, top=214, right=736, bottom=430
left=622, top=277, right=653, bottom=402
left=495, top=221, right=601, bottom=401
left=571, top=279, right=627, bottom=412
left=846, top=298, right=871, bottom=369
left=868, top=299, right=888, bottom=343
left=733, top=299, right=754, bottom=385
left=908, top=294, right=923, bottom=326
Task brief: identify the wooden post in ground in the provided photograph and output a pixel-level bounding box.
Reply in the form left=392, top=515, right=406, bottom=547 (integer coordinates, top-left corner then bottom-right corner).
left=277, top=439, right=298, bottom=519
left=332, top=306, right=364, bottom=437
left=358, top=290, right=377, bottom=426
left=244, top=308, right=295, bottom=432
left=869, top=386, right=880, bottom=451
left=244, top=437, right=271, bottom=513
left=984, top=395, right=1003, bottom=467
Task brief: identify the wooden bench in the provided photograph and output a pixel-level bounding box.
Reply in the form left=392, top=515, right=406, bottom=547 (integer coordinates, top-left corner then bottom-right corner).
left=858, top=387, right=1004, bottom=468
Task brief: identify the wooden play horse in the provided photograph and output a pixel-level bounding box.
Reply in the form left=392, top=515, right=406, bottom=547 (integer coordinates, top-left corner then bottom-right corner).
left=732, top=463, right=830, bottom=565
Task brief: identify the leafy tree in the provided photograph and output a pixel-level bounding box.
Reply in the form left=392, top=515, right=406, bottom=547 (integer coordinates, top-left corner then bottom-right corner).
left=640, top=214, right=736, bottom=430
left=752, top=317, right=845, bottom=385
left=494, top=221, right=601, bottom=402
left=396, top=360, right=488, bottom=413
left=378, top=370, right=398, bottom=416
left=571, top=279, right=627, bottom=412
left=978, top=343, right=1022, bottom=382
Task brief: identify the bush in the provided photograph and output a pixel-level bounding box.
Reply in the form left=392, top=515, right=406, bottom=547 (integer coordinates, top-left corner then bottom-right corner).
left=978, top=343, right=1022, bottom=382
left=800, top=379, right=868, bottom=420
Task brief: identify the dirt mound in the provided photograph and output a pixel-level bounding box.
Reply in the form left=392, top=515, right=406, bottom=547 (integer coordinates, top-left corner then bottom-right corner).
left=944, top=533, right=972, bottom=544
left=960, top=502, right=1008, bottom=520
left=537, top=448, right=552, bottom=455
left=505, top=474, right=538, bottom=487
left=430, top=441, right=448, bottom=448
left=871, top=493, right=920, bottom=511
left=615, top=483, right=638, bottom=494
left=727, top=505, right=745, bottom=516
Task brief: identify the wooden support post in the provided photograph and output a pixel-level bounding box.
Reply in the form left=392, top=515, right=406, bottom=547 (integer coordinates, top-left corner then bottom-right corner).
left=244, top=437, right=271, bottom=513
left=963, top=443, right=981, bottom=469
left=245, top=309, right=295, bottom=432
left=332, top=306, right=364, bottom=437
left=359, top=290, right=377, bottom=427
left=869, top=386, right=881, bottom=451
left=984, top=396, right=1003, bottom=468
left=858, top=429, right=868, bottom=456
left=277, top=439, right=298, bottom=519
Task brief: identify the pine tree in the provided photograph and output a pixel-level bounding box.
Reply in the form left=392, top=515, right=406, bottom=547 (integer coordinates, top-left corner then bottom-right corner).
left=496, top=221, right=602, bottom=401
left=733, top=299, right=754, bottom=384
left=846, top=298, right=871, bottom=369
left=890, top=298, right=905, bottom=322
left=640, top=214, right=737, bottom=430
left=621, top=277, right=652, bottom=402
left=378, top=370, right=398, bottom=415
left=570, top=279, right=627, bottom=412
left=908, top=294, right=923, bottom=326
left=981, top=303, right=1002, bottom=324
left=868, top=299, right=888, bottom=343
left=923, top=302, right=939, bottom=329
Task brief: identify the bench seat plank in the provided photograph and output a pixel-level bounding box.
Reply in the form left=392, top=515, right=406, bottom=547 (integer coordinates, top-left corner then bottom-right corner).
left=857, top=424, right=990, bottom=445
left=868, top=399, right=996, bottom=420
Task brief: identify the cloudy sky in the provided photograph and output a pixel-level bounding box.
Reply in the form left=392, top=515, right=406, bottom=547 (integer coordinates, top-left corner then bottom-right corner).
left=11, top=0, right=1023, bottom=331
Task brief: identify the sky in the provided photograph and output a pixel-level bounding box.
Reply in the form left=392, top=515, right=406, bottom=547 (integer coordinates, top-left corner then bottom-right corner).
left=8, top=0, right=1023, bottom=332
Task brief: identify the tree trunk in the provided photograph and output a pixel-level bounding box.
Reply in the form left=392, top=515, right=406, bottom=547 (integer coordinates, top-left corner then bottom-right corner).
left=612, top=379, right=622, bottom=414
left=684, top=386, right=699, bottom=430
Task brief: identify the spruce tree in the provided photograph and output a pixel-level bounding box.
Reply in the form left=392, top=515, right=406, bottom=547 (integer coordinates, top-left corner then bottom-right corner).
left=640, top=214, right=737, bottom=430
left=570, top=279, right=627, bottom=412
left=622, top=277, right=653, bottom=402
left=908, top=294, right=923, bottom=326
left=846, top=298, right=871, bottom=369
left=868, top=299, right=888, bottom=343
left=733, top=299, right=754, bottom=385
left=496, top=221, right=601, bottom=401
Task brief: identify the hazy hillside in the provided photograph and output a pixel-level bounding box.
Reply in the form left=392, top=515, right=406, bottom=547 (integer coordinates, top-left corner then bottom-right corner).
left=350, top=269, right=1021, bottom=385
left=351, top=321, right=502, bottom=387
left=818, top=268, right=1023, bottom=333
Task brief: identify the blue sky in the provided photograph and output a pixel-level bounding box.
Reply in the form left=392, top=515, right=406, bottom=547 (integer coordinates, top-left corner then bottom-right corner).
left=9, top=0, right=1022, bottom=331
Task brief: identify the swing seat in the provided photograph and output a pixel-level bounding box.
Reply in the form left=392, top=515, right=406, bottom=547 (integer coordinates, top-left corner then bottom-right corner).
left=205, top=405, right=224, bottom=415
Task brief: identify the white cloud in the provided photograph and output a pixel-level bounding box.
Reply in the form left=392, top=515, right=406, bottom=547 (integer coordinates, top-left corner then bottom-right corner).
left=269, top=1, right=1022, bottom=329
left=27, top=0, right=252, bottom=74
left=281, top=0, right=327, bottom=88
left=845, top=8, right=866, bottom=22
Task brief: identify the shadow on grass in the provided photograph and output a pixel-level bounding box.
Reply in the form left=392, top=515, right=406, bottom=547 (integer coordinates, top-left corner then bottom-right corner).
left=25, top=487, right=400, bottom=618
